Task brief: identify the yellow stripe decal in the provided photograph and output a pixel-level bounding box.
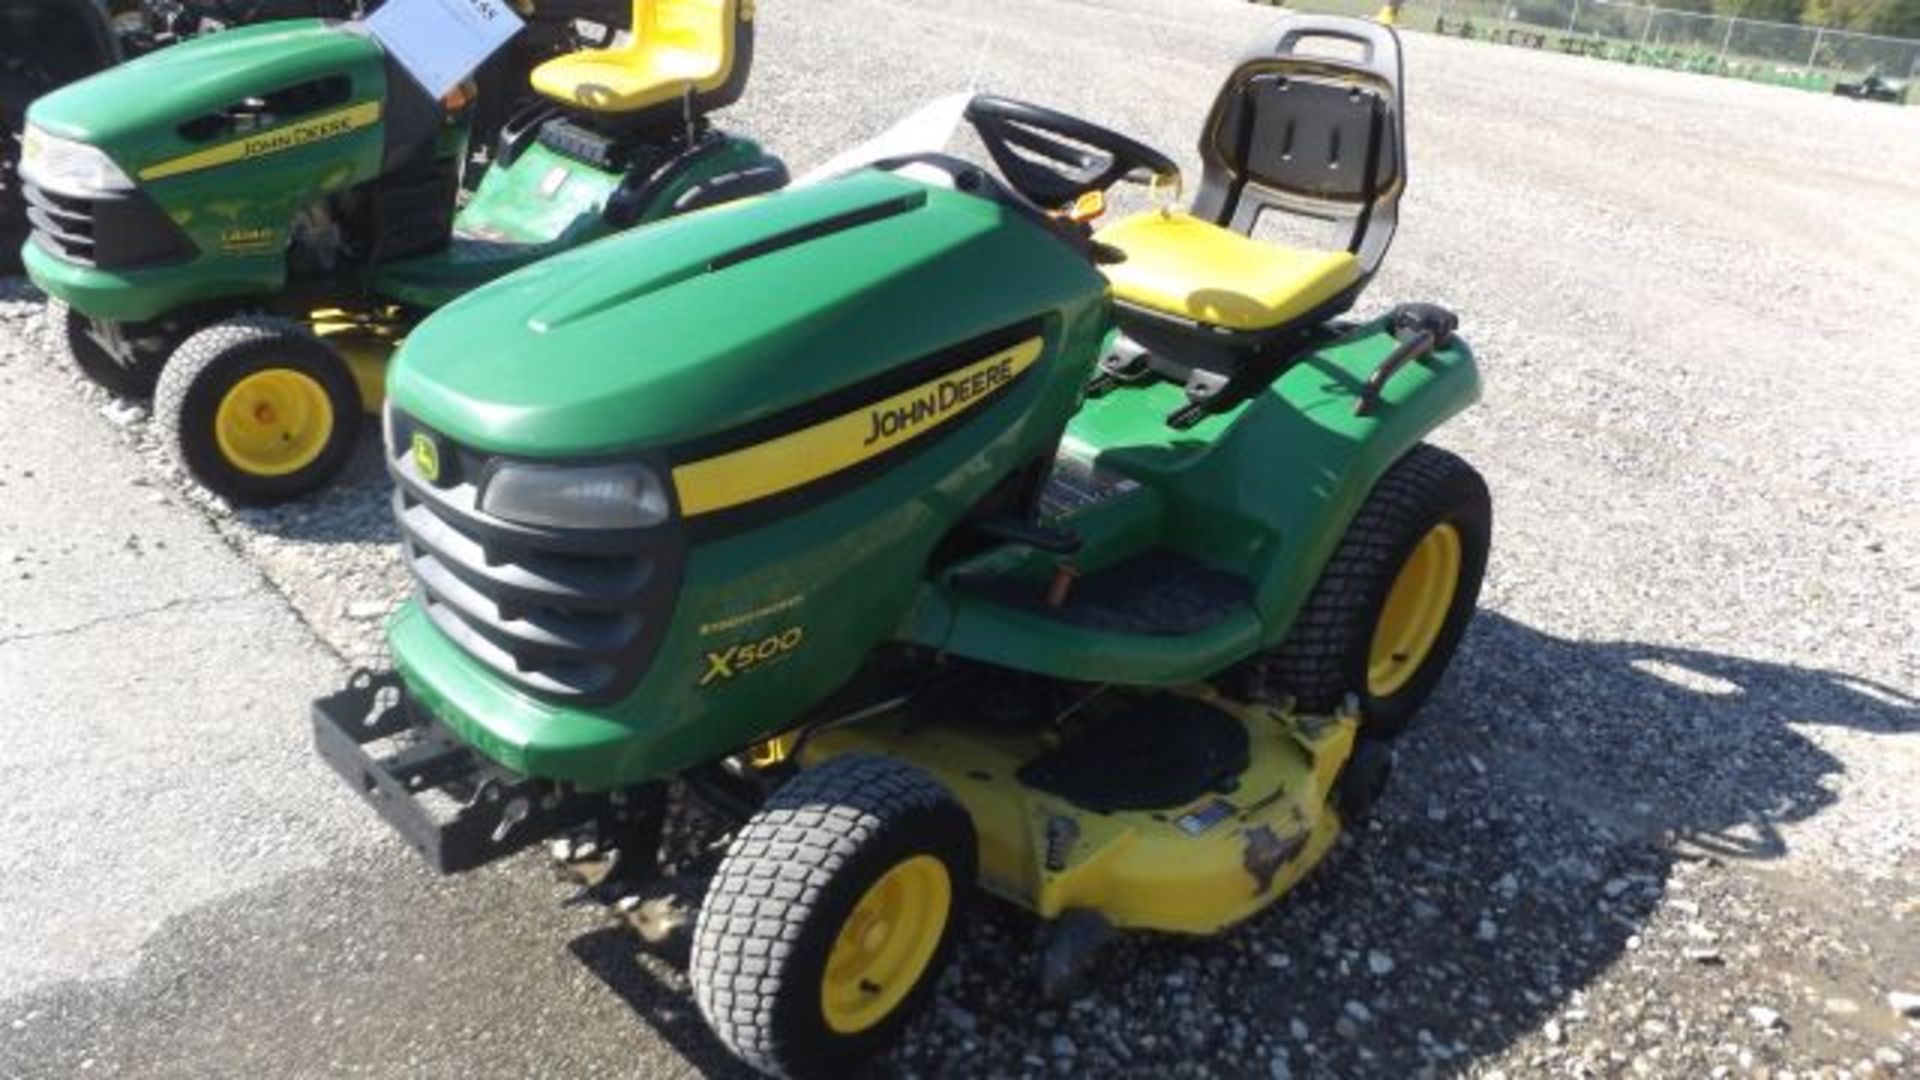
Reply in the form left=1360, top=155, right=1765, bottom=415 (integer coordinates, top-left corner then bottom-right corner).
left=138, top=101, right=383, bottom=182
left=673, top=337, right=1045, bottom=517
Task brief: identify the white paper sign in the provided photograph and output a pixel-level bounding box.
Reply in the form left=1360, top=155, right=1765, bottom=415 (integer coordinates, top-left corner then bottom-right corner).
left=365, top=0, right=526, bottom=100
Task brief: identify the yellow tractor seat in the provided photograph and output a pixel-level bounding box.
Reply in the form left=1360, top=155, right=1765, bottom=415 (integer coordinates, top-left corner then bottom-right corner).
left=532, top=0, right=746, bottom=116
left=1094, top=210, right=1361, bottom=334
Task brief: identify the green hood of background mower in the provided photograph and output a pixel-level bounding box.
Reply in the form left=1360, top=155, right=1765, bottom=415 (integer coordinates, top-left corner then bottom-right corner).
left=388, top=171, right=1108, bottom=457
left=26, top=20, right=386, bottom=176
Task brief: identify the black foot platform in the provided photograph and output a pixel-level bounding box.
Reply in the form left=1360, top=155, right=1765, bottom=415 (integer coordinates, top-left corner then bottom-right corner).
left=956, top=548, right=1252, bottom=636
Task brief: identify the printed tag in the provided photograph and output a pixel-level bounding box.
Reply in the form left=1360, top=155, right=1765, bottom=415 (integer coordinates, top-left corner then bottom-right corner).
left=365, top=0, right=525, bottom=99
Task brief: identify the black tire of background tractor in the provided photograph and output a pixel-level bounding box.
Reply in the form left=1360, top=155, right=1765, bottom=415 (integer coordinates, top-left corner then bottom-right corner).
left=1262, top=443, right=1491, bottom=736
left=154, top=316, right=362, bottom=505
left=0, top=135, right=25, bottom=276
left=46, top=298, right=174, bottom=398
left=1, top=62, right=48, bottom=276
left=690, top=755, right=977, bottom=1080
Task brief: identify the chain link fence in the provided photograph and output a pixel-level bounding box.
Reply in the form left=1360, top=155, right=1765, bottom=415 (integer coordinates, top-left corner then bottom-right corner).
left=1262, top=0, right=1920, bottom=94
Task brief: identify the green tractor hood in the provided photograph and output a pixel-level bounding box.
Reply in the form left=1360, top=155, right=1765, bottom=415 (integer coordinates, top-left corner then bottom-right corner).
left=27, top=19, right=386, bottom=182
left=388, top=171, right=1108, bottom=458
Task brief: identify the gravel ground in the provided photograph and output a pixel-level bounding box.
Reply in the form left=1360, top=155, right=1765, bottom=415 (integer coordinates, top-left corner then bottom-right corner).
left=4, top=0, right=1919, bottom=1075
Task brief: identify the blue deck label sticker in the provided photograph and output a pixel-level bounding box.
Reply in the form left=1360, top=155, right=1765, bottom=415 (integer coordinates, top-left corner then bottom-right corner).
left=1176, top=798, right=1237, bottom=836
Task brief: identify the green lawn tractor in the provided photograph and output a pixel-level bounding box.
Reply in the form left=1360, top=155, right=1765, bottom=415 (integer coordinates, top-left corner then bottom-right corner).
left=312, top=15, right=1491, bottom=1077
left=1833, top=68, right=1910, bottom=104
left=19, top=0, right=783, bottom=503
left=3, top=0, right=622, bottom=276
left=4, top=0, right=368, bottom=275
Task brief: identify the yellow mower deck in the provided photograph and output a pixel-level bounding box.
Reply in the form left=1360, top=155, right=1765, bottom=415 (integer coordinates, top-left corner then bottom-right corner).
left=804, top=689, right=1358, bottom=936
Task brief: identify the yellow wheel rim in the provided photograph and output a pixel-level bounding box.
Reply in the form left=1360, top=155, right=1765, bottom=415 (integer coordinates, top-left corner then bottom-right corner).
left=1368, top=523, right=1463, bottom=697
left=213, top=369, right=335, bottom=478
left=820, top=854, right=951, bottom=1035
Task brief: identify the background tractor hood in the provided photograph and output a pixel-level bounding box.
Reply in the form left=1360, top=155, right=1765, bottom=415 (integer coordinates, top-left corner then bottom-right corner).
left=388, top=171, right=1108, bottom=458
left=26, top=20, right=385, bottom=163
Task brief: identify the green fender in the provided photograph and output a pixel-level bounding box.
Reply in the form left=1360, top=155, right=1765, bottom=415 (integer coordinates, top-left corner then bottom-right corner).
left=916, top=317, right=1481, bottom=682
left=1204, top=325, right=1482, bottom=647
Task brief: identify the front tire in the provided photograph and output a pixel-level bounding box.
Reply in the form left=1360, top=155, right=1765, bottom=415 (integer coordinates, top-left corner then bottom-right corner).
left=47, top=299, right=173, bottom=398
left=691, top=755, right=975, bottom=1079
left=154, top=316, right=362, bottom=505
left=1263, top=443, right=1491, bottom=735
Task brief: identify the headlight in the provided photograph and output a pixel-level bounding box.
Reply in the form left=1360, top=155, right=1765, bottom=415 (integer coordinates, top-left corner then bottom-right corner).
left=480, top=462, right=669, bottom=529
left=17, top=125, right=134, bottom=197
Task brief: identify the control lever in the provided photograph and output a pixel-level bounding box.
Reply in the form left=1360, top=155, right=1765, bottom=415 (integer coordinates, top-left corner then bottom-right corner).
left=1353, top=303, right=1459, bottom=417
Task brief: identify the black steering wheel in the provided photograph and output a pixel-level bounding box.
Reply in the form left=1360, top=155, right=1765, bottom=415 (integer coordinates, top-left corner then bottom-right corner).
left=963, top=95, right=1179, bottom=211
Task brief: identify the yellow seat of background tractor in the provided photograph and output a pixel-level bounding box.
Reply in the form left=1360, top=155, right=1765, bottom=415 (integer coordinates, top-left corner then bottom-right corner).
left=532, top=0, right=740, bottom=114
left=1095, top=210, right=1361, bottom=333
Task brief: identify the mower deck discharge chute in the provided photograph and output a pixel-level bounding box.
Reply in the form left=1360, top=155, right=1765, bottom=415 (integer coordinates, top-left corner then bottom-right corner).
left=19, top=0, right=783, bottom=503
left=313, top=15, right=1493, bottom=1077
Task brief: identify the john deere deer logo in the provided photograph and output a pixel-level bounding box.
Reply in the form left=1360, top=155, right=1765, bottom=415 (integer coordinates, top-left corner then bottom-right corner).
left=411, top=432, right=442, bottom=484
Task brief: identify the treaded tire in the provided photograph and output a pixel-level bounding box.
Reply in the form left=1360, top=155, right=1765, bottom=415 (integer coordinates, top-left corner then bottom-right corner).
left=1264, top=443, right=1491, bottom=736
left=47, top=298, right=171, bottom=398
left=1, top=118, right=24, bottom=276
left=691, top=754, right=976, bottom=1080
left=1, top=63, right=43, bottom=277
left=155, top=315, right=362, bottom=505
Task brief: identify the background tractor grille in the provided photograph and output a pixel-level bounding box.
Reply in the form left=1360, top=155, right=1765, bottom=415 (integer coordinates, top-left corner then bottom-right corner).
left=387, top=410, right=684, bottom=703
left=23, top=184, right=96, bottom=264
left=24, top=183, right=195, bottom=269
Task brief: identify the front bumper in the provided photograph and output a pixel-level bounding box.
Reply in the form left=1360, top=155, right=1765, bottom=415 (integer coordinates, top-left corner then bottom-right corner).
left=312, top=668, right=619, bottom=873
left=388, top=586, right=676, bottom=790
left=22, top=237, right=283, bottom=323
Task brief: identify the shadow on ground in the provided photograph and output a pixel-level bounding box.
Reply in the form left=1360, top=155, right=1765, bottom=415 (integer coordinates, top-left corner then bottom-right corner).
left=570, top=609, right=1916, bottom=1077
left=570, top=927, right=762, bottom=1078
left=226, top=436, right=399, bottom=545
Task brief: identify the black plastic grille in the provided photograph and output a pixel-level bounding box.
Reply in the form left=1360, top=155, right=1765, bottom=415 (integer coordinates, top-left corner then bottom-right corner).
left=24, top=183, right=97, bottom=265
left=387, top=409, right=684, bottom=703
left=24, top=182, right=195, bottom=269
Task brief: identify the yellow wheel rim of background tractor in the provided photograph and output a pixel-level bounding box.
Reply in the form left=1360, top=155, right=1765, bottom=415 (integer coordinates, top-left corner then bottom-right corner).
left=1368, top=523, right=1463, bottom=697
left=820, top=854, right=951, bottom=1035
left=213, top=369, right=335, bottom=478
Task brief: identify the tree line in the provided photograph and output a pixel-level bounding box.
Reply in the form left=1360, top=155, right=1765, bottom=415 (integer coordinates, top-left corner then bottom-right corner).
left=1680, top=0, right=1920, bottom=37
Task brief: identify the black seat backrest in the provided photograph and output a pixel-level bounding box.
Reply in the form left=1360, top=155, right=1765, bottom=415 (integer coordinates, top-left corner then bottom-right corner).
left=1189, top=15, right=1407, bottom=279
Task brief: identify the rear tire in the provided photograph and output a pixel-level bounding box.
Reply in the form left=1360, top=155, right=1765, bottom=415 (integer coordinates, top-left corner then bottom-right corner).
left=154, top=315, right=362, bottom=505
left=691, top=754, right=975, bottom=1079
left=47, top=299, right=174, bottom=398
left=1263, top=444, right=1491, bottom=736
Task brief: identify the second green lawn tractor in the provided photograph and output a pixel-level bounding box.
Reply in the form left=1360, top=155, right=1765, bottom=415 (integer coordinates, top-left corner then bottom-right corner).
left=19, top=0, right=783, bottom=503
left=312, top=15, right=1491, bottom=1077
left=4, top=0, right=393, bottom=276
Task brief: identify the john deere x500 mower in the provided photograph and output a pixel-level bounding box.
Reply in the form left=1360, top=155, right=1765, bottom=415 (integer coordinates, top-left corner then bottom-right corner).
left=313, top=16, right=1490, bottom=1077
left=19, top=0, right=784, bottom=503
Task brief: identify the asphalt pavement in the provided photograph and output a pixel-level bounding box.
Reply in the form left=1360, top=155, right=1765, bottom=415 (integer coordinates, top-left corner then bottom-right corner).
left=0, top=282, right=748, bottom=1076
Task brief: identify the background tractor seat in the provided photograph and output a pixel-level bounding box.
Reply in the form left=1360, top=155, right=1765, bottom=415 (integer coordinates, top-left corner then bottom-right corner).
left=1096, top=210, right=1361, bottom=334
left=531, top=0, right=752, bottom=117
